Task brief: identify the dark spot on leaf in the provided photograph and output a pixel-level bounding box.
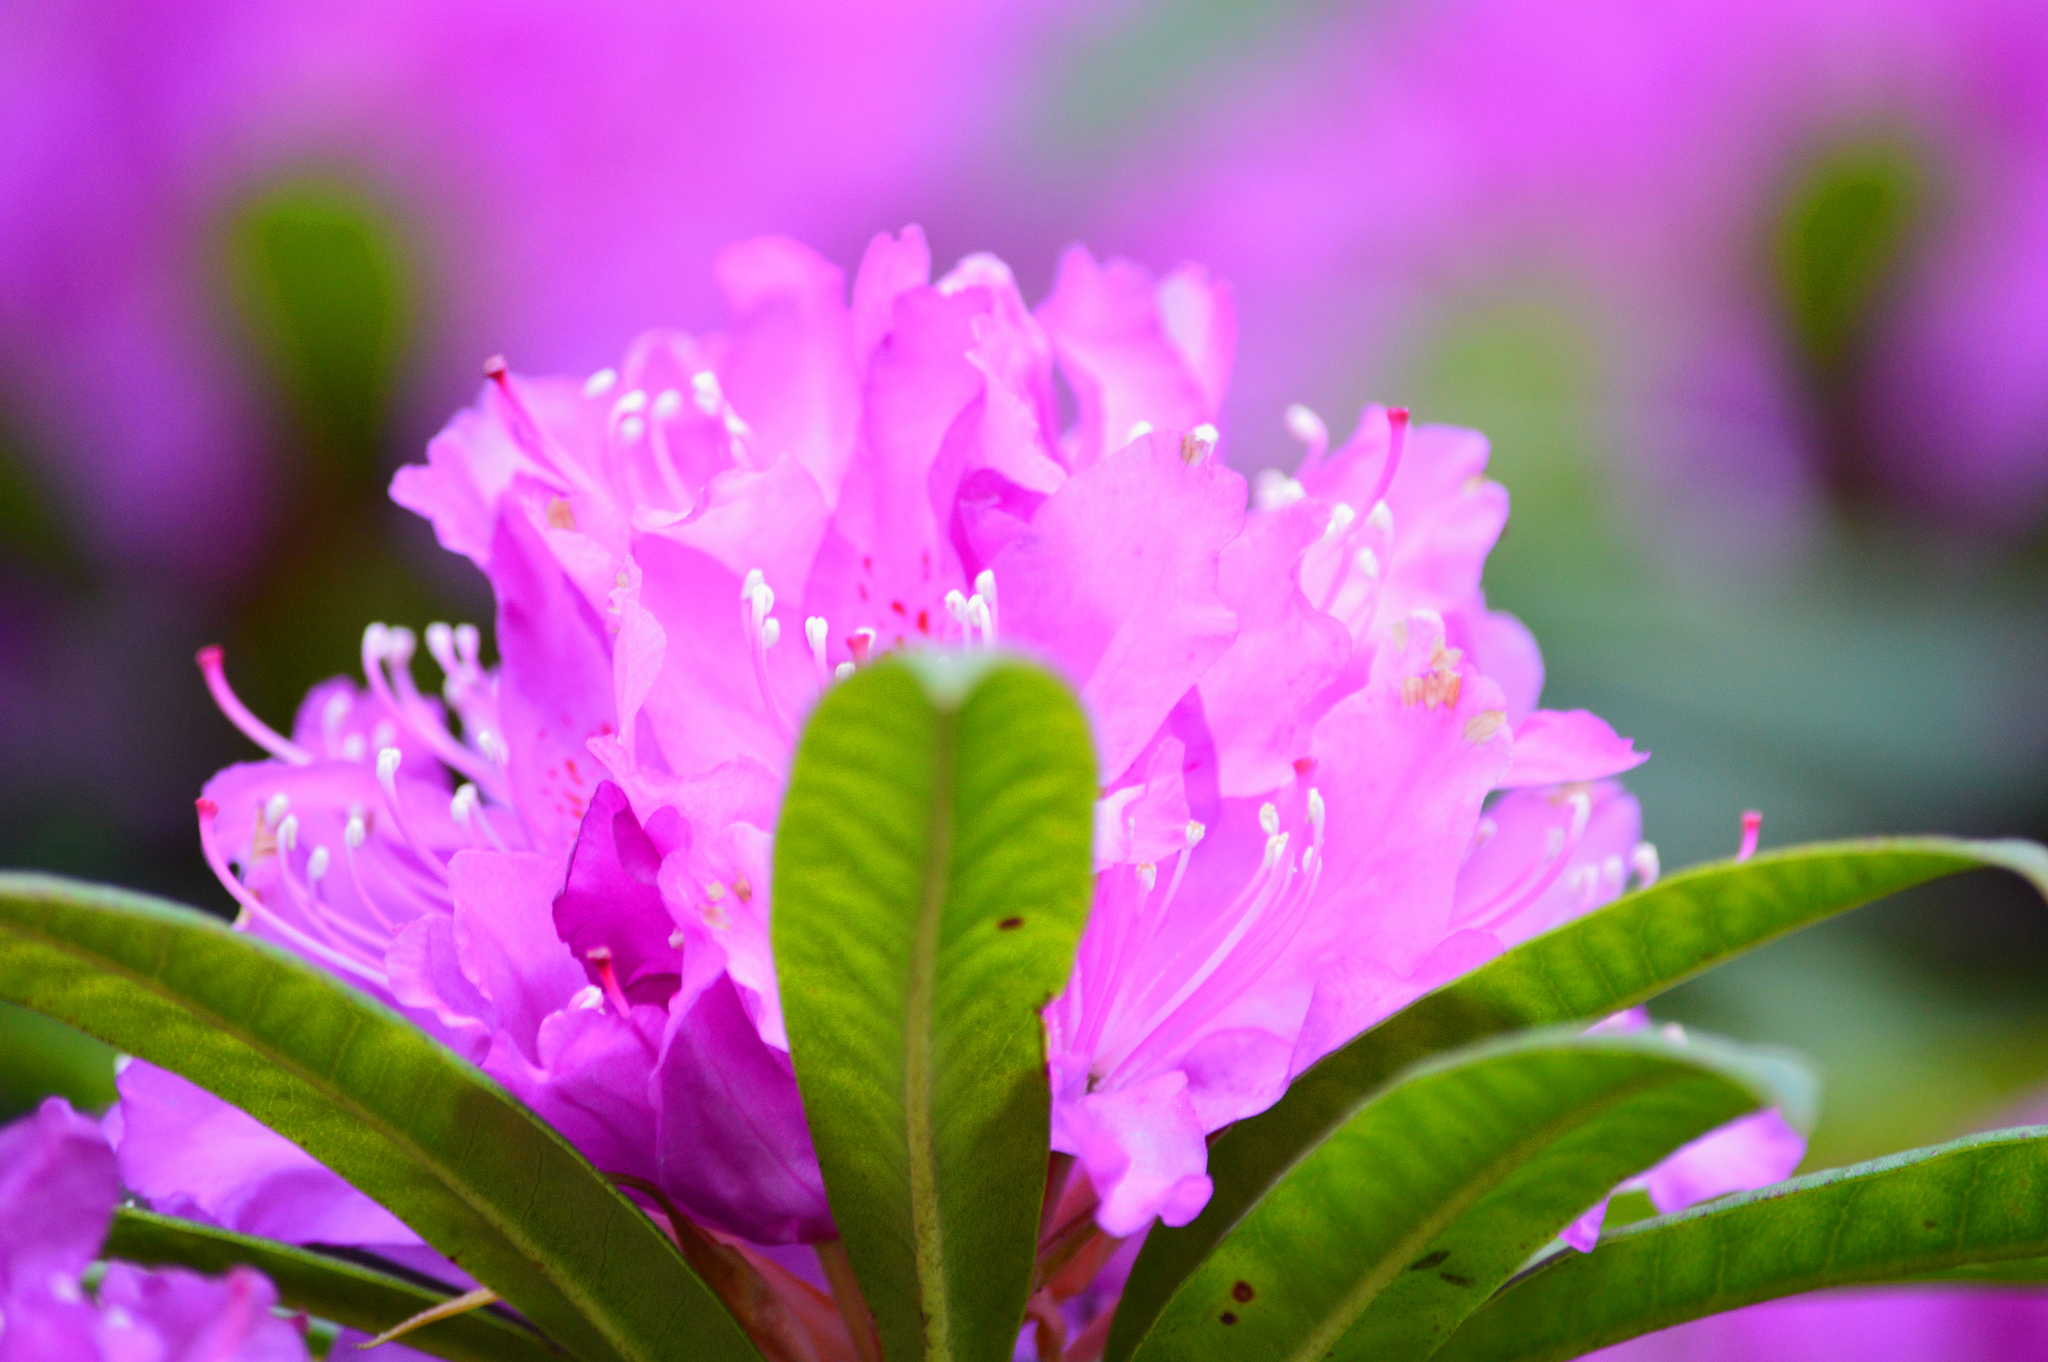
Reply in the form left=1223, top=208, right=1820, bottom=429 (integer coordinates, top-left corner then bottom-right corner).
left=1439, top=1272, right=1474, bottom=1288
left=998, top=916, right=1024, bottom=931
left=1408, top=1251, right=1449, bottom=1272
left=1925, top=1220, right=1938, bottom=1230
left=1219, top=1312, right=1238, bottom=1326
left=1231, top=1281, right=1255, bottom=1303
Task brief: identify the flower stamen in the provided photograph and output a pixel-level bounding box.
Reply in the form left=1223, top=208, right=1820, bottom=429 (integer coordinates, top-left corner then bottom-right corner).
left=196, top=648, right=313, bottom=765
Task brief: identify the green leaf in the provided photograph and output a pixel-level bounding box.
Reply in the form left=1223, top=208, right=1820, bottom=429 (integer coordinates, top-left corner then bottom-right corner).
left=1436, top=1125, right=2048, bottom=1362
left=1110, top=836, right=2048, bottom=1359
left=772, top=654, right=1098, bottom=1362
left=1125, top=1030, right=1807, bottom=1362
left=0, top=873, right=760, bottom=1362
left=102, top=1208, right=562, bottom=1362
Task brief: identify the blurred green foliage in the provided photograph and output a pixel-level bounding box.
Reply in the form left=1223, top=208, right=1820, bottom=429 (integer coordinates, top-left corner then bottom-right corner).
left=1393, top=259, right=2048, bottom=1173
left=0, top=1003, right=115, bottom=1119
left=218, top=178, right=484, bottom=721
left=1775, top=142, right=1924, bottom=373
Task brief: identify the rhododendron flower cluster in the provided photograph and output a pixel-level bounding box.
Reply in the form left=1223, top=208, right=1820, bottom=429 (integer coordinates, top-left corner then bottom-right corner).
left=116, top=227, right=1792, bottom=1281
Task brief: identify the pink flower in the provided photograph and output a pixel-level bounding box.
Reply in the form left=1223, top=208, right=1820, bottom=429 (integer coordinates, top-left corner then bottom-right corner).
left=0, top=1097, right=311, bottom=1361
left=141, top=227, right=1650, bottom=1255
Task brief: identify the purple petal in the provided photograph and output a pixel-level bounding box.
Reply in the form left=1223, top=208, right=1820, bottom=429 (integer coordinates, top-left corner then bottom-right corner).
left=654, top=974, right=834, bottom=1244
left=1643, top=1107, right=1806, bottom=1215
left=1502, top=709, right=1649, bottom=788
left=994, top=433, right=1243, bottom=781
left=554, top=781, right=681, bottom=1004
left=0, top=1097, right=116, bottom=1288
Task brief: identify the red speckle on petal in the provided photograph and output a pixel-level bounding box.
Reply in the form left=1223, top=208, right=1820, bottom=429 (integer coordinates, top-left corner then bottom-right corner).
left=1293, top=757, right=1317, bottom=777
left=859, top=584, right=869, bottom=601
left=890, top=600, right=907, bottom=616
left=916, top=610, right=929, bottom=634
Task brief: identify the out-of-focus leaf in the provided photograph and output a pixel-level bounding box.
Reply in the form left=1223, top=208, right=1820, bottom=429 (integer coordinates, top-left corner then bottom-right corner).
left=0, top=873, right=762, bottom=1362
left=1121, top=1031, right=1807, bottom=1362
left=773, top=654, right=1097, bottom=1362
left=0, top=1000, right=115, bottom=1120
left=1436, top=1126, right=2048, bottom=1362
left=225, top=179, right=412, bottom=480
left=102, top=1208, right=561, bottom=1362
left=1112, top=837, right=2048, bottom=1357
left=1775, top=141, right=1923, bottom=373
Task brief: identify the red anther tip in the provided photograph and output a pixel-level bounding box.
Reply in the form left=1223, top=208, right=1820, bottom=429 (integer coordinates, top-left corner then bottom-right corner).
left=195, top=798, right=218, bottom=817
left=1388, top=407, right=1411, bottom=425
left=195, top=645, right=223, bottom=668
left=483, top=355, right=509, bottom=379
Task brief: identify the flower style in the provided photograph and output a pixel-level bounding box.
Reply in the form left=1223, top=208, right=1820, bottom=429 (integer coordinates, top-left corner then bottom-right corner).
left=0, top=1096, right=310, bottom=1361
left=125, top=226, right=1781, bottom=1279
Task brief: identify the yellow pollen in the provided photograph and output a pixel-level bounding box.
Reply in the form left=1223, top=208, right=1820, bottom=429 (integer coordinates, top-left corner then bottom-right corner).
left=1464, top=710, right=1506, bottom=743
left=1403, top=642, right=1465, bottom=710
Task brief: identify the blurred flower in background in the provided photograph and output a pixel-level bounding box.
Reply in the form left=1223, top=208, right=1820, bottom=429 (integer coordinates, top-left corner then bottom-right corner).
left=0, top=0, right=1114, bottom=1108
left=4, top=0, right=2048, bottom=1234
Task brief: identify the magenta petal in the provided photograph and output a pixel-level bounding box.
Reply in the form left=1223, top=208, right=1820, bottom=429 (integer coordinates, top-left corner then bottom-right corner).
left=111, top=1063, right=418, bottom=1249
left=495, top=1003, right=665, bottom=1189
left=385, top=914, right=493, bottom=1060
left=1177, top=1026, right=1294, bottom=1130
left=492, top=502, right=619, bottom=854
left=0, top=1097, right=115, bottom=1288
left=1303, top=620, right=1515, bottom=979
left=1502, top=709, right=1649, bottom=788
left=712, top=236, right=858, bottom=504
left=1052, top=1070, right=1214, bottom=1238
left=1450, top=607, right=1544, bottom=722
left=93, top=1261, right=306, bottom=1361
left=554, top=782, right=680, bottom=1003
left=449, top=849, right=586, bottom=1065
left=1560, top=1197, right=1610, bottom=1254
left=654, top=974, right=834, bottom=1244
left=1036, top=248, right=1235, bottom=469
left=851, top=226, right=934, bottom=367
left=995, top=435, right=1243, bottom=781
left=1200, top=499, right=1353, bottom=796
left=1643, top=1108, right=1806, bottom=1215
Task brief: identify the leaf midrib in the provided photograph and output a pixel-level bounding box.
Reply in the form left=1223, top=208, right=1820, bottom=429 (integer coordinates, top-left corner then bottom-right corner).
left=906, top=706, right=958, bottom=1362
left=1277, top=1065, right=1713, bottom=1362
left=1, top=886, right=659, bottom=1362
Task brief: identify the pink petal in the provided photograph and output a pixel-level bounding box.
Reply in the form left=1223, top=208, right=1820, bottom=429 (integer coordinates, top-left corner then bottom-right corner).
left=994, top=433, right=1243, bottom=781
left=1502, top=709, right=1649, bottom=788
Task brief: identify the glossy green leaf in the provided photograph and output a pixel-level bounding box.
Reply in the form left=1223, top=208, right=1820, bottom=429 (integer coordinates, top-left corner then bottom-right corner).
left=1127, top=1030, right=1808, bottom=1362
left=0, top=873, right=760, bottom=1362
left=102, top=1208, right=561, bottom=1362
left=1436, top=1125, right=2048, bottom=1362
left=1111, top=836, right=2048, bottom=1359
left=773, top=654, right=1097, bottom=1362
